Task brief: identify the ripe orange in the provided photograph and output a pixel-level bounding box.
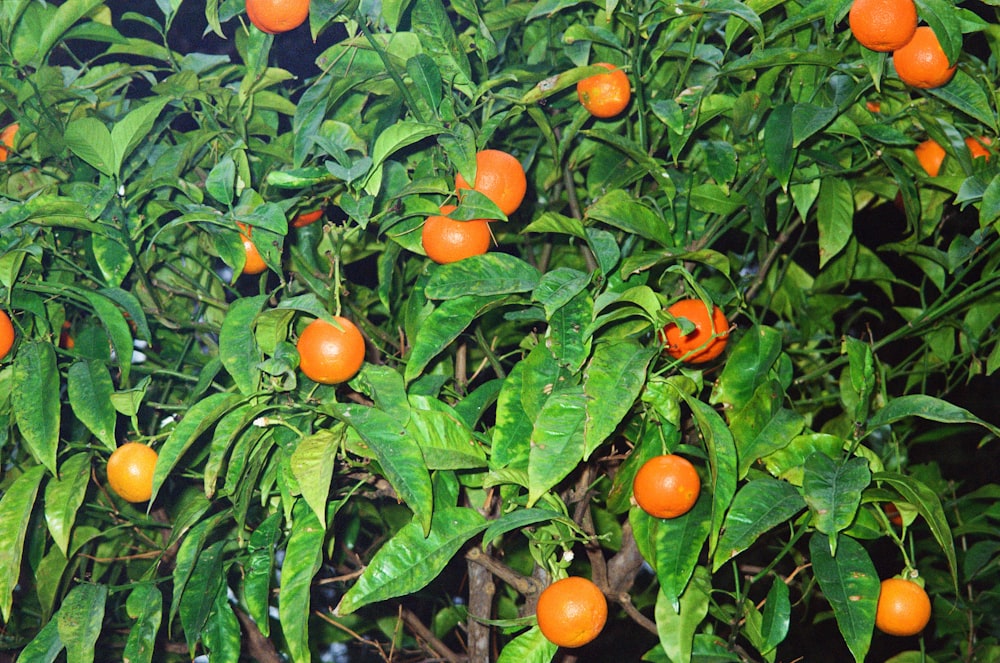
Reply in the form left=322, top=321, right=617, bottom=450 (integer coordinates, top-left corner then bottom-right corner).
left=847, top=0, right=917, bottom=52
left=297, top=316, right=366, bottom=384
left=455, top=149, right=527, bottom=216
left=965, top=136, right=991, bottom=161
left=577, top=62, right=631, bottom=118
left=237, top=222, right=268, bottom=275
left=865, top=100, right=881, bottom=113
left=660, top=298, right=730, bottom=363
left=59, top=320, right=75, bottom=350
left=106, top=442, right=158, bottom=503
left=291, top=208, right=324, bottom=228
left=883, top=502, right=904, bottom=526
left=421, top=204, right=491, bottom=264
left=632, top=454, right=701, bottom=519
left=0, top=123, right=18, bottom=162
left=536, top=577, right=607, bottom=648
left=245, top=0, right=309, bottom=34
left=914, top=138, right=946, bottom=177
left=875, top=577, right=932, bottom=636
left=892, top=27, right=957, bottom=89
left=0, top=309, right=14, bottom=360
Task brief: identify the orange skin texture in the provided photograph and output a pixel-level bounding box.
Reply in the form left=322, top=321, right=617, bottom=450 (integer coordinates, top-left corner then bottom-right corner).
left=577, top=63, right=632, bottom=118
left=893, top=27, right=956, bottom=89
left=0, top=123, right=18, bottom=162
left=660, top=298, right=730, bottom=363
left=296, top=316, right=366, bottom=385
left=292, top=208, right=324, bottom=228
left=965, top=136, right=991, bottom=161
left=107, top=442, right=158, bottom=503
left=237, top=222, right=268, bottom=275
left=246, top=0, right=309, bottom=34
left=421, top=204, right=491, bottom=264
left=848, top=0, right=917, bottom=52
left=536, top=577, right=608, bottom=648
left=875, top=578, right=932, bottom=636
left=915, top=139, right=946, bottom=177
left=632, top=454, right=701, bottom=519
left=0, top=309, right=14, bottom=360
left=455, top=149, right=527, bottom=216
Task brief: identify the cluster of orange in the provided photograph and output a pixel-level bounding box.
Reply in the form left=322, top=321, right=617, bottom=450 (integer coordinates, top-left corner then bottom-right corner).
left=915, top=135, right=991, bottom=177
left=848, top=0, right=955, bottom=88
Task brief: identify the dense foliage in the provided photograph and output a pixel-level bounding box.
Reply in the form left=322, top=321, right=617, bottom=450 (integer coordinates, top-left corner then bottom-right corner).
left=1, top=0, right=999, bottom=661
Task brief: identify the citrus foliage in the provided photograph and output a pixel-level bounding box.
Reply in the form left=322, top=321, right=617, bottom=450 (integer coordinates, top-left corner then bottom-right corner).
left=1, top=0, right=1000, bottom=661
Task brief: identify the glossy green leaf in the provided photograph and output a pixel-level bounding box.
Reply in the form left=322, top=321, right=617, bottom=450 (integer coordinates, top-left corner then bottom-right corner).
left=203, top=585, right=241, bottom=662
left=244, top=512, right=281, bottom=638
left=730, top=381, right=805, bottom=478
left=407, top=395, right=487, bottom=469
left=44, top=453, right=91, bottom=556
left=57, top=582, right=107, bottom=663
left=64, top=117, right=114, bottom=175
left=12, top=340, right=60, bottom=473
left=649, top=492, right=713, bottom=609
left=586, top=189, right=674, bottom=247
left=410, top=0, right=474, bottom=96
left=583, top=341, right=657, bottom=456
left=204, top=404, right=259, bottom=498
left=546, top=289, right=592, bottom=373
left=655, top=565, right=711, bottom=663
left=335, top=506, right=486, bottom=615
left=79, top=288, right=134, bottom=382
left=764, top=104, right=795, bottom=190
left=169, top=514, right=225, bottom=625
left=365, top=121, right=445, bottom=193
left=762, top=433, right=843, bottom=485
left=528, top=388, right=587, bottom=505
left=809, top=533, right=878, bottom=663
left=803, top=454, right=871, bottom=554
left=844, top=336, right=875, bottom=425
left=110, top=97, right=169, bottom=175
left=0, top=466, right=46, bottom=621
left=710, top=325, right=783, bottom=410
left=67, top=360, right=117, bottom=451
left=179, top=539, right=226, bottom=652
left=713, top=478, right=805, bottom=571
left=91, top=234, right=133, bottom=287
left=291, top=427, right=341, bottom=526
left=481, top=508, right=575, bottom=548
left=867, top=394, right=1000, bottom=438
left=817, top=177, right=853, bottom=268
left=685, top=397, right=738, bottom=556
left=425, top=253, right=540, bottom=300
left=759, top=575, right=791, bottom=654
left=491, top=363, right=532, bottom=474
left=496, top=626, right=557, bottom=662
left=405, top=294, right=495, bottom=382
left=15, top=618, right=63, bottom=663
left=123, top=585, right=162, bottom=663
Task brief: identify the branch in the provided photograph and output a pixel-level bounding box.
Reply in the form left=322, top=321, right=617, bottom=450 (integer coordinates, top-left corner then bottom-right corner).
left=465, top=546, right=544, bottom=597
left=234, top=605, right=282, bottom=663
left=400, top=605, right=464, bottom=663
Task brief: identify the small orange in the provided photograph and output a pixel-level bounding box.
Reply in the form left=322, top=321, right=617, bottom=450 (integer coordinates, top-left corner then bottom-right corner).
left=875, top=577, right=932, bottom=636
left=865, top=100, right=882, bottom=113
left=421, top=204, right=491, bottom=264
left=632, top=454, right=701, bottom=519
left=59, top=320, right=75, bottom=350
left=965, top=136, right=991, bottom=161
left=245, top=0, right=309, bottom=34
left=237, top=222, right=268, bottom=275
left=0, top=309, right=14, bottom=360
left=291, top=208, right=324, bottom=228
left=577, top=63, right=631, bottom=118
left=892, top=26, right=957, bottom=89
left=455, top=149, right=527, bottom=216
left=883, top=502, right=904, bottom=527
left=847, top=0, right=917, bottom=52
left=296, top=316, right=365, bottom=384
left=0, top=123, right=18, bottom=162
left=914, top=139, right=946, bottom=177
left=536, top=577, right=607, bottom=648
left=106, top=442, right=158, bottom=503
left=660, top=298, right=730, bottom=363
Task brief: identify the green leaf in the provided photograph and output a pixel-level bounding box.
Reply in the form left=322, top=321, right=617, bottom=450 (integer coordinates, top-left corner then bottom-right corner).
left=817, top=178, right=854, bottom=268
left=365, top=121, right=444, bottom=194
left=528, top=388, right=587, bottom=506
left=79, top=288, right=135, bottom=382
left=655, top=566, right=711, bottom=663
left=533, top=268, right=591, bottom=319
left=407, top=53, right=443, bottom=113
left=425, top=253, right=540, bottom=300
left=792, top=103, right=838, bottom=147
left=844, top=336, right=875, bottom=425
left=684, top=397, right=738, bottom=556
left=729, top=381, right=806, bottom=478
left=44, top=454, right=91, bottom=556
left=764, top=104, right=795, bottom=190
left=407, top=395, right=487, bottom=469
left=64, top=117, right=114, bottom=176
left=481, top=508, right=574, bottom=547
left=67, top=360, right=117, bottom=451
left=649, top=492, right=713, bottom=608
left=710, top=325, right=784, bottom=410
left=203, top=585, right=241, bottom=662
left=244, top=513, right=281, bottom=637
left=808, top=534, right=878, bottom=663
left=91, top=234, right=133, bottom=287
left=405, top=294, right=496, bottom=382
left=206, top=154, right=237, bottom=205
left=110, top=98, right=169, bottom=175
left=586, top=189, right=674, bottom=247
left=546, top=289, right=592, bottom=373
left=335, top=506, right=486, bottom=615
left=866, top=394, right=1000, bottom=438
left=219, top=295, right=266, bottom=396
left=37, top=0, right=106, bottom=65
left=496, top=626, right=557, bottom=662
left=803, top=454, right=871, bottom=554
left=0, top=466, right=46, bottom=621
left=15, top=618, right=63, bottom=663
left=491, top=363, right=532, bottom=474
left=583, top=341, right=657, bottom=456
left=712, top=478, right=806, bottom=571
left=410, top=0, right=474, bottom=97
left=333, top=404, right=434, bottom=534
left=179, top=539, right=226, bottom=653
left=12, top=340, right=60, bottom=474
left=124, top=585, right=162, bottom=663
left=759, top=574, right=791, bottom=654
left=57, top=583, right=107, bottom=663
left=290, top=428, right=341, bottom=527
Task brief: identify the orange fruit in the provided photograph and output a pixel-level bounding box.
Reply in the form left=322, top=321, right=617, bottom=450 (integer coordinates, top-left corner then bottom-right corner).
left=660, top=298, right=730, bottom=363
left=0, top=309, right=14, bottom=360
left=914, top=138, right=946, bottom=177
left=577, top=62, right=631, bottom=118
left=421, top=204, right=491, bottom=264
left=883, top=502, right=904, bottom=526
left=847, top=0, right=917, bottom=52
left=892, top=27, right=957, bottom=89
left=865, top=100, right=882, bottom=113
left=106, top=442, right=158, bottom=503
left=536, top=577, right=608, bottom=648
left=237, top=222, right=268, bottom=275
left=875, top=577, right=932, bottom=636
left=0, top=123, right=18, bottom=162
left=245, top=0, right=309, bottom=34
left=296, top=316, right=365, bottom=384
left=965, top=136, right=991, bottom=161
left=291, top=208, right=324, bottom=228
left=632, top=454, right=701, bottom=519
left=455, top=149, right=527, bottom=216
left=59, top=320, right=75, bottom=350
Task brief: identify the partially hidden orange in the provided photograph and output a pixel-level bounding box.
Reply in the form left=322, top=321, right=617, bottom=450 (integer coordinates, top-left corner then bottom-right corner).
left=246, top=0, right=309, bottom=34
left=0, top=309, right=14, bottom=360
left=106, top=442, right=158, bottom=503
left=965, top=136, right=991, bottom=161
left=660, top=298, right=730, bottom=363
left=237, top=222, right=268, bottom=275
left=455, top=149, right=527, bottom=216
left=914, top=139, right=946, bottom=177
left=892, top=26, right=957, bottom=89
left=421, top=204, right=491, bottom=264
left=577, top=62, right=631, bottom=118
left=296, top=316, right=366, bottom=384
left=291, top=208, right=324, bottom=228
left=0, top=123, right=18, bottom=162
left=536, top=577, right=608, bottom=648
left=848, top=0, right=917, bottom=52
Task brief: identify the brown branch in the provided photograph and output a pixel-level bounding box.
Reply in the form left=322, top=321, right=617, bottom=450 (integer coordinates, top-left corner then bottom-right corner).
left=234, top=604, right=282, bottom=663
left=613, top=591, right=658, bottom=635
left=400, top=606, right=463, bottom=663
left=465, top=546, right=543, bottom=596
left=743, top=216, right=804, bottom=303
left=572, top=465, right=608, bottom=592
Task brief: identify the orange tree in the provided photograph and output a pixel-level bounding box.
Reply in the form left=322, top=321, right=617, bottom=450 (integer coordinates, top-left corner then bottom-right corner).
left=1, top=0, right=999, bottom=661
